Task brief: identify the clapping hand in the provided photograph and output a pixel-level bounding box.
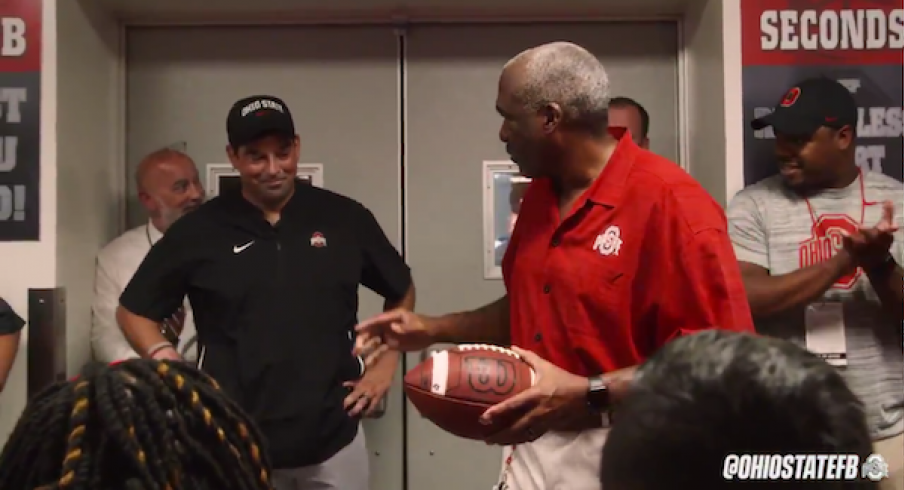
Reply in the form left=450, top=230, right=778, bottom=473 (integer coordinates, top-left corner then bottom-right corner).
left=843, top=200, right=898, bottom=269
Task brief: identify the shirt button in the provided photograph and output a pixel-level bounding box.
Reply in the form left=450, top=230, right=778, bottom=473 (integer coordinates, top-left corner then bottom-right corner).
left=543, top=284, right=551, bottom=294
left=534, top=333, right=543, bottom=342
left=550, top=237, right=560, bottom=247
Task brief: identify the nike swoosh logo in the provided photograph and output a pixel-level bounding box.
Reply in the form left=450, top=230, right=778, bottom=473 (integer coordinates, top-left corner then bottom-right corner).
left=233, top=241, right=254, bottom=254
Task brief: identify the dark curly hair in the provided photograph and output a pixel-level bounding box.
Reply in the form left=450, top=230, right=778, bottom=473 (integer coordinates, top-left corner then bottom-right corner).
left=0, top=359, right=273, bottom=490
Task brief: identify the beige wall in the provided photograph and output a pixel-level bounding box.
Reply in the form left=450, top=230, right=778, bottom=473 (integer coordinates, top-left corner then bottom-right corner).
left=0, top=0, right=121, bottom=441
left=685, top=0, right=734, bottom=206
left=55, top=0, right=123, bottom=376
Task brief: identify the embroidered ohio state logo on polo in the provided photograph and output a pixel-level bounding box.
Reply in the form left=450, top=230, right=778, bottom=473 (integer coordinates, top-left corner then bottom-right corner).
left=310, top=232, right=327, bottom=247
left=780, top=87, right=801, bottom=107
left=592, top=225, right=623, bottom=256
left=798, top=214, right=860, bottom=289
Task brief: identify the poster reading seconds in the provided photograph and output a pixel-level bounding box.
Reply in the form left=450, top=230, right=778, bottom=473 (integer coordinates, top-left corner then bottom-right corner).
left=741, top=0, right=903, bottom=186
left=0, top=0, right=41, bottom=241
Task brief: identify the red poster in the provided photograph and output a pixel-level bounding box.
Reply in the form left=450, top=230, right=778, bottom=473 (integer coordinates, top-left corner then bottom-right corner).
left=742, top=0, right=904, bottom=66
left=0, top=0, right=41, bottom=241
left=0, top=0, right=41, bottom=73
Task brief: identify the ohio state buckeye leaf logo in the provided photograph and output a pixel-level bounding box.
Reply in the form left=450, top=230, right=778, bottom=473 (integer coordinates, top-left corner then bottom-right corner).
left=799, top=214, right=861, bottom=289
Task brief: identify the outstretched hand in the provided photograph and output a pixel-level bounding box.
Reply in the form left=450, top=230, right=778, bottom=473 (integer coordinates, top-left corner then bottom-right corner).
left=353, top=309, right=434, bottom=368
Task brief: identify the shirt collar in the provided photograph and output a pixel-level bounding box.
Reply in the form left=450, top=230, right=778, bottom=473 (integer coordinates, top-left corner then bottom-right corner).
left=218, top=178, right=309, bottom=220
left=146, top=219, right=164, bottom=245
left=583, top=127, right=639, bottom=208
left=532, top=128, right=639, bottom=210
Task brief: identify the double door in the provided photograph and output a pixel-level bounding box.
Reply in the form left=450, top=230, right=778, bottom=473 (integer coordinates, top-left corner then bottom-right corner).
left=125, top=22, right=679, bottom=490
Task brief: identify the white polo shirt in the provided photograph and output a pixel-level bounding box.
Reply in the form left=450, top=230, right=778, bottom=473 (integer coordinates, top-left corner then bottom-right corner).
left=91, top=221, right=198, bottom=362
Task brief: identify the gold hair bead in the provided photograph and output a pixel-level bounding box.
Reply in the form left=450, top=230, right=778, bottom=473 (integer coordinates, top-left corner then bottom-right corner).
left=71, top=399, right=88, bottom=417
left=59, top=470, right=75, bottom=486
left=67, top=425, right=85, bottom=442
left=62, top=448, right=82, bottom=465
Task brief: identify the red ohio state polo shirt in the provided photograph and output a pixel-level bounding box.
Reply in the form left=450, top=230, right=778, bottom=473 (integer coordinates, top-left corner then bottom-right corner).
left=503, top=129, right=754, bottom=376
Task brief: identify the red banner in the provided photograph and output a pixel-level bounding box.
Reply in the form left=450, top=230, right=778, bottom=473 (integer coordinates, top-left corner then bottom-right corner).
left=0, top=0, right=41, bottom=73
left=742, top=0, right=904, bottom=66
left=0, top=0, right=41, bottom=241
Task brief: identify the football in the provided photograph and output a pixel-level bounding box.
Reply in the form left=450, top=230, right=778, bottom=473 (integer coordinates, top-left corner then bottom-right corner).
left=404, top=344, right=536, bottom=440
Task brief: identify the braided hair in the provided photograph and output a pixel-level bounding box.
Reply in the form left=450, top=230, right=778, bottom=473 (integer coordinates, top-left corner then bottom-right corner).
left=0, top=359, right=273, bottom=490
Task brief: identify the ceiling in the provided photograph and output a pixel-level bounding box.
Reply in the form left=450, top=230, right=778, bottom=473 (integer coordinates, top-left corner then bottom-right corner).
left=90, top=0, right=698, bottom=24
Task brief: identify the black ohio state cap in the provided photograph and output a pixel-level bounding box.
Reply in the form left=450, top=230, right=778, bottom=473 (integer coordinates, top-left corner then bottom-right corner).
left=226, top=95, right=295, bottom=148
left=751, top=77, right=858, bottom=136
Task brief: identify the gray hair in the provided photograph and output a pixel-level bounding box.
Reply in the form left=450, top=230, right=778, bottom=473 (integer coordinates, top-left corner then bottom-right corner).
left=504, top=42, right=611, bottom=127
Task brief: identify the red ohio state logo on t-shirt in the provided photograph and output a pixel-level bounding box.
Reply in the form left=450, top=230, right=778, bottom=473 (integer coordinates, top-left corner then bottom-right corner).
left=798, top=214, right=861, bottom=289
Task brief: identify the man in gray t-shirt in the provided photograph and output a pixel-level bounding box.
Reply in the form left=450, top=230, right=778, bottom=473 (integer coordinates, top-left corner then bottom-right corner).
left=728, top=77, right=903, bottom=490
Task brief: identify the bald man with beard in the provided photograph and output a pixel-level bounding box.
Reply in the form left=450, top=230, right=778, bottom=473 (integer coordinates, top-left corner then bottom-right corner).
left=91, top=149, right=205, bottom=362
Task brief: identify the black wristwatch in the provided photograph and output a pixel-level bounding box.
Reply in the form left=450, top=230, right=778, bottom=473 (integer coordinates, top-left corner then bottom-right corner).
left=586, top=375, right=611, bottom=414
left=867, top=253, right=897, bottom=279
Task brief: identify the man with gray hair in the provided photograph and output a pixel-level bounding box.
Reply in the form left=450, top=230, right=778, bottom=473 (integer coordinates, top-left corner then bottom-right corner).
left=354, top=42, right=753, bottom=490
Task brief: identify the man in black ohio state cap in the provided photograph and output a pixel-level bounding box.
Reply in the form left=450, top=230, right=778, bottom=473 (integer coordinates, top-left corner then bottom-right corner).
left=117, top=94, right=416, bottom=490
left=730, top=76, right=904, bottom=490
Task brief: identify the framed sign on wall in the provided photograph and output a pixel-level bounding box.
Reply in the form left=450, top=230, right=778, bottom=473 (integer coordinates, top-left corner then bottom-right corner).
left=740, top=0, right=903, bottom=185
left=0, top=0, right=42, bottom=241
left=482, top=160, right=531, bottom=280
left=204, top=163, right=324, bottom=197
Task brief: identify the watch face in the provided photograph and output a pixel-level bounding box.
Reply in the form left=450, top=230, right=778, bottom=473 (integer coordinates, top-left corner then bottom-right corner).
left=588, top=378, right=610, bottom=411
left=589, top=376, right=606, bottom=391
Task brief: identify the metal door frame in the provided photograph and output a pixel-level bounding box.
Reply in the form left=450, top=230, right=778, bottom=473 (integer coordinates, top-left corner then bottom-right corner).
left=117, top=13, right=689, bottom=226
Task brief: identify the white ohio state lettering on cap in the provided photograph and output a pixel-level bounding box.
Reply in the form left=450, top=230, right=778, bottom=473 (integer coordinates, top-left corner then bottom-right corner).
left=241, top=99, right=285, bottom=117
